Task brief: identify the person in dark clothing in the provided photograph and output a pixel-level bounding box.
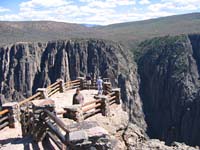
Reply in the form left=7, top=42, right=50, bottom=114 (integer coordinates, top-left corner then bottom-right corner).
left=0, top=96, right=2, bottom=111
left=86, top=74, right=92, bottom=89
left=73, top=88, right=84, bottom=105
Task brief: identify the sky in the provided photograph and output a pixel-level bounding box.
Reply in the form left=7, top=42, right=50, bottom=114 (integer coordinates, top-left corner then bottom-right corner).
left=0, top=0, right=199, bottom=25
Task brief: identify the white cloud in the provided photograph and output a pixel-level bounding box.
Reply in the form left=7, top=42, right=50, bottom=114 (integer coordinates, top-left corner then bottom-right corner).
left=0, top=7, right=10, bottom=13
left=148, top=1, right=200, bottom=12
left=0, top=0, right=199, bottom=25
left=20, top=0, right=71, bottom=8
left=139, top=0, right=150, bottom=5
left=148, top=3, right=175, bottom=12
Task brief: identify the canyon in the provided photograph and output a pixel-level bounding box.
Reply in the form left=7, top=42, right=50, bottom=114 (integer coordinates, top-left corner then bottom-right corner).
left=1, top=13, right=200, bottom=149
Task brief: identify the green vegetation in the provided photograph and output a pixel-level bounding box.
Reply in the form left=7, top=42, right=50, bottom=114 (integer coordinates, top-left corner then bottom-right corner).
left=132, top=35, right=187, bottom=62
left=137, top=34, right=190, bottom=79
left=1, top=13, right=200, bottom=48
left=98, top=13, right=200, bottom=44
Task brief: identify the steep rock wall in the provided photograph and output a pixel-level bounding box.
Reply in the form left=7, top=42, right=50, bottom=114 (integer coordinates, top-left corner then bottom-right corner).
left=138, top=35, right=200, bottom=146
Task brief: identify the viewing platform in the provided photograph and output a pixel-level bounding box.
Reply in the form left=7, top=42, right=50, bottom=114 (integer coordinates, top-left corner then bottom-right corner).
left=0, top=77, right=123, bottom=150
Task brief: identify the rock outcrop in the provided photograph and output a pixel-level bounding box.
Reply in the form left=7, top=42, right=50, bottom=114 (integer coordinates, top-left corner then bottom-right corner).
left=138, top=35, right=200, bottom=146
left=0, top=39, right=146, bottom=132
left=2, top=34, right=200, bottom=148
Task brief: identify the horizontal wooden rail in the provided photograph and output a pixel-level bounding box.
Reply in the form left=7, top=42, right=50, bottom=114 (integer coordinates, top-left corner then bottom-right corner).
left=19, top=92, right=42, bottom=106
left=47, top=84, right=60, bottom=93
left=0, top=121, right=9, bottom=130
left=48, top=88, right=60, bottom=97
left=44, top=109, right=69, bottom=133
left=0, top=109, right=9, bottom=115
left=0, top=115, right=9, bottom=124
left=82, top=102, right=101, bottom=113
left=108, top=96, right=117, bottom=102
left=82, top=99, right=101, bottom=107
left=109, top=100, right=116, bottom=106
left=46, top=131, right=65, bottom=150
left=83, top=108, right=101, bottom=119
left=107, top=92, right=115, bottom=97
left=47, top=81, right=60, bottom=90
left=71, top=83, right=80, bottom=87
left=46, top=121, right=66, bottom=143
left=71, top=85, right=80, bottom=89
left=65, top=80, right=80, bottom=89
left=70, top=80, right=80, bottom=83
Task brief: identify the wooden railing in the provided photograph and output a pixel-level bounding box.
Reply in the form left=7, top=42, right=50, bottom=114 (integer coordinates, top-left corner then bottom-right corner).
left=19, top=92, right=42, bottom=106
left=43, top=109, right=69, bottom=149
left=20, top=100, right=69, bottom=149
left=47, top=80, right=61, bottom=97
left=0, top=109, right=14, bottom=130
left=65, top=79, right=80, bottom=90
left=82, top=99, right=102, bottom=119
left=1, top=77, right=119, bottom=132
left=107, top=92, right=117, bottom=105
left=64, top=87, right=120, bottom=122
left=19, top=79, right=81, bottom=107
left=20, top=100, right=110, bottom=149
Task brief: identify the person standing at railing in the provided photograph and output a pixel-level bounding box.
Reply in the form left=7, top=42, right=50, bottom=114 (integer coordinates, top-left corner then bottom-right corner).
left=97, top=77, right=103, bottom=95
left=86, top=73, right=92, bottom=90
left=73, top=88, right=84, bottom=105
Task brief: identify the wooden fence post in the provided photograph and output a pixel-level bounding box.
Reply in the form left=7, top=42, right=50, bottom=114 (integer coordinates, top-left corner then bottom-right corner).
left=100, top=96, right=110, bottom=116
left=112, top=88, right=121, bottom=104
left=3, top=102, right=19, bottom=128
left=103, top=82, right=112, bottom=95
left=63, top=105, right=83, bottom=122
left=76, top=108, right=84, bottom=122
left=57, top=79, right=65, bottom=92
left=37, top=88, right=48, bottom=99
left=77, top=77, right=85, bottom=90
left=8, top=109, right=15, bottom=128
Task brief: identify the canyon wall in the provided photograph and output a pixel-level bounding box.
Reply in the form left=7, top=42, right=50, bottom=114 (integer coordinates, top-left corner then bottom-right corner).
left=138, top=34, right=200, bottom=146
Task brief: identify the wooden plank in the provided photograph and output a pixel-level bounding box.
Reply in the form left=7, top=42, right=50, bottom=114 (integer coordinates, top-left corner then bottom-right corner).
left=47, top=81, right=60, bottom=90
left=83, top=108, right=101, bottom=119
left=0, top=109, right=9, bottom=115
left=82, top=99, right=101, bottom=107
left=48, top=88, right=60, bottom=97
left=19, top=92, right=42, bottom=106
left=70, top=80, right=80, bottom=83
left=0, top=121, right=9, bottom=130
left=71, top=85, right=80, bottom=89
left=82, top=103, right=101, bottom=113
left=47, top=84, right=60, bottom=93
left=109, top=100, right=116, bottom=106
left=71, top=82, right=80, bottom=86
left=107, top=92, right=115, bottom=97
left=46, top=121, right=65, bottom=143
left=44, top=109, right=69, bottom=133
left=0, top=115, right=9, bottom=124
left=46, top=132, right=64, bottom=150
left=108, top=96, right=116, bottom=101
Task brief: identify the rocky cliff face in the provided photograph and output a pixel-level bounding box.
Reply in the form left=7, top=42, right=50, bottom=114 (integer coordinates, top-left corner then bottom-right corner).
left=138, top=34, right=200, bottom=146
left=0, top=39, right=146, bottom=131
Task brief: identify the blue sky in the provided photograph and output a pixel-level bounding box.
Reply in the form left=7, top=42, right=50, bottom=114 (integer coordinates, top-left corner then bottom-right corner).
left=0, top=0, right=199, bottom=25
